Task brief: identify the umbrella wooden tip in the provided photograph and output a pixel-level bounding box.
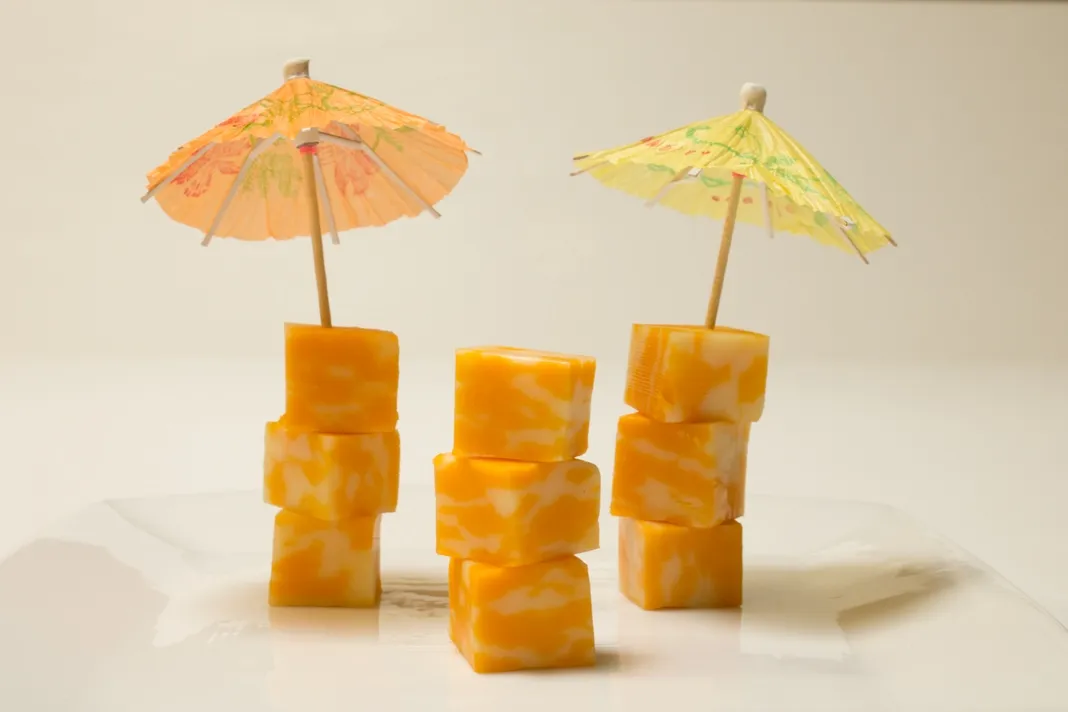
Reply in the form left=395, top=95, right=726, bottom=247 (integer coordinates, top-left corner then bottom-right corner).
left=740, top=83, right=767, bottom=112
left=296, top=127, right=320, bottom=147
left=284, top=58, right=311, bottom=82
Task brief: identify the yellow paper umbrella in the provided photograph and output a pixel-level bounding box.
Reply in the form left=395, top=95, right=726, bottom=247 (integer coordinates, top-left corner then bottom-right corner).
left=572, top=83, right=894, bottom=328
left=142, top=58, right=477, bottom=327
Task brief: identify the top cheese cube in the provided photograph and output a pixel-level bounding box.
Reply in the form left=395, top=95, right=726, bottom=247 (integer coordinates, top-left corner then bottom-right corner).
left=284, top=323, right=400, bottom=434
left=625, top=324, right=769, bottom=424
left=453, top=347, right=596, bottom=462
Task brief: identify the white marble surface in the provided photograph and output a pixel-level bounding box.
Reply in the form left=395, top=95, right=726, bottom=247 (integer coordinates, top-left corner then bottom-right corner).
left=1, top=357, right=1065, bottom=626
left=1, top=358, right=1067, bottom=709
left=2, top=487, right=1066, bottom=711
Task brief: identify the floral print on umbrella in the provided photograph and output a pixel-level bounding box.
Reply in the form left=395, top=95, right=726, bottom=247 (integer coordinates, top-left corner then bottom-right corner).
left=144, top=68, right=474, bottom=240
left=242, top=149, right=302, bottom=199
left=172, top=142, right=247, bottom=198
left=318, top=144, right=379, bottom=197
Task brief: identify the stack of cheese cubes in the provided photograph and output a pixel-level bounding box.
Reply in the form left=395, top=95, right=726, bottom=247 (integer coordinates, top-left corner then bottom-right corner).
left=264, top=323, right=402, bottom=609
left=434, top=346, right=601, bottom=673
left=611, top=324, right=769, bottom=610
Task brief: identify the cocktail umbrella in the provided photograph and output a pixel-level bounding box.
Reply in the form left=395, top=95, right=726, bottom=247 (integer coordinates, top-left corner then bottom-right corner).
left=572, top=83, right=893, bottom=328
left=143, top=58, right=477, bottom=327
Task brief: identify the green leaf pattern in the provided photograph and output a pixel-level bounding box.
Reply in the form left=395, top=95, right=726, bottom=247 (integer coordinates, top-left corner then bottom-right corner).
left=241, top=143, right=302, bottom=199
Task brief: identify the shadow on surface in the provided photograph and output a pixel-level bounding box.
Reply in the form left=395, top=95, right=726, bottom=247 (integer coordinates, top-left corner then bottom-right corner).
left=265, top=570, right=452, bottom=634
left=744, top=559, right=970, bottom=632
left=0, top=538, right=169, bottom=710
left=268, top=606, right=382, bottom=636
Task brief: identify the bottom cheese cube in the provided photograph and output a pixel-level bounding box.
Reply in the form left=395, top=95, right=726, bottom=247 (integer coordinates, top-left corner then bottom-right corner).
left=448, top=556, right=596, bottom=673
left=269, top=510, right=381, bottom=608
left=619, top=517, right=742, bottom=610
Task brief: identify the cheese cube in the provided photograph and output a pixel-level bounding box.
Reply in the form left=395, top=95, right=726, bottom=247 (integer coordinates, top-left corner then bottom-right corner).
left=269, top=510, right=381, bottom=608
left=263, top=421, right=400, bottom=520
left=610, top=413, right=747, bottom=528
left=625, top=324, right=769, bottom=423
left=434, top=453, right=599, bottom=566
left=453, top=346, right=595, bottom=462
left=284, top=323, right=399, bottom=434
left=619, top=518, right=742, bottom=610
left=448, top=556, right=596, bottom=673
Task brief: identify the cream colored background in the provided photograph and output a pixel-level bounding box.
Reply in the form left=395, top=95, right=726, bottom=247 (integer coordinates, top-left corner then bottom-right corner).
left=1, top=1, right=1067, bottom=622
left=3, top=0, right=1067, bottom=365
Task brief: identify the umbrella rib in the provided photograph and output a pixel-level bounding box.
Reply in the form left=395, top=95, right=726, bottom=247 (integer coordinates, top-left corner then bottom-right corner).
left=328, top=125, right=437, bottom=215
left=645, top=167, right=696, bottom=208
left=570, top=159, right=607, bottom=177
left=201, top=133, right=284, bottom=246
left=826, top=214, right=869, bottom=265
left=320, top=130, right=441, bottom=219
left=141, top=144, right=213, bottom=203
left=311, top=153, right=340, bottom=245
left=760, top=182, right=774, bottom=239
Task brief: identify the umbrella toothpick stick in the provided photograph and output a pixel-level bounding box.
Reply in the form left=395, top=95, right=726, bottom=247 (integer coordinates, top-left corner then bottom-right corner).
left=704, top=83, right=768, bottom=330
left=705, top=172, right=745, bottom=329
left=297, top=128, right=332, bottom=328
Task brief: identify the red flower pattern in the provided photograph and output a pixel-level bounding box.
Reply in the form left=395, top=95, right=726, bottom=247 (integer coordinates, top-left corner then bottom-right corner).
left=329, top=149, right=379, bottom=196
left=172, top=143, right=246, bottom=198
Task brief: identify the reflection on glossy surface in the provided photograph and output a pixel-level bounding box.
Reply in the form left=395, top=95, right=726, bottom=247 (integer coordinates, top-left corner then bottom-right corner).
left=1, top=489, right=1066, bottom=711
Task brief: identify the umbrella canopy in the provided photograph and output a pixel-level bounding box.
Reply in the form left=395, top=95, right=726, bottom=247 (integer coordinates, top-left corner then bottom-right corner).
left=143, top=58, right=476, bottom=326
left=572, top=83, right=893, bottom=327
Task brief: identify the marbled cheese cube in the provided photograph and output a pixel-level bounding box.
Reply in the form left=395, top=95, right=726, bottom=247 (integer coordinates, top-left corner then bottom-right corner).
left=610, top=413, right=747, bottom=528
left=448, top=556, right=596, bottom=673
left=269, top=510, right=381, bottom=608
left=619, top=518, right=742, bottom=610
left=263, top=420, right=400, bottom=521
left=434, top=453, right=599, bottom=566
left=453, top=346, right=595, bottom=462
left=284, top=323, right=399, bottom=434
left=625, top=324, right=769, bottom=424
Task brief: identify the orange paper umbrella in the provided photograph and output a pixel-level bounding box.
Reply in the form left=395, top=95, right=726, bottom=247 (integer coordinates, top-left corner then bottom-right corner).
left=142, top=58, right=477, bottom=326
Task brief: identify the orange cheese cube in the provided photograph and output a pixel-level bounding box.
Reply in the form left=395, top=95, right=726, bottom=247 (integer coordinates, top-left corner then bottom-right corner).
left=448, top=556, right=596, bottom=673
left=434, top=453, right=599, bottom=566
left=453, top=346, right=596, bottom=462
left=263, top=421, right=400, bottom=520
left=610, top=413, right=747, bottom=528
left=269, top=510, right=381, bottom=608
left=619, top=518, right=742, bottom=610
left=625, top=324, right=769, bottom=423
left=284, top=323, right=399, bottom=434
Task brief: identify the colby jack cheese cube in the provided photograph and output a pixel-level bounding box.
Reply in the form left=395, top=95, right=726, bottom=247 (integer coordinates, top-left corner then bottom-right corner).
left=619, top=517, right=742, bottom=610
left=285, top=323, right=399, bottom=434
left=264, top=420, right=400, bottom=521
left=611, top=413, right=747, bottom=528
left=453, top=346, right=595, bottom=462
left=434, top=452, right=599, bottom=566
left=625, top=324, right=768, bottom=424
left=269, top=509, right=381, bottom=608
left=448, top=555, right=596, bottom=673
